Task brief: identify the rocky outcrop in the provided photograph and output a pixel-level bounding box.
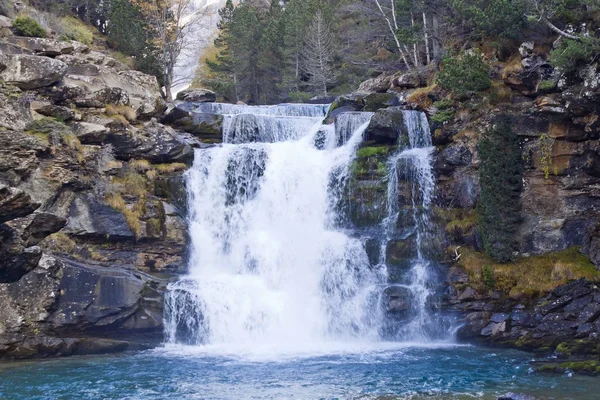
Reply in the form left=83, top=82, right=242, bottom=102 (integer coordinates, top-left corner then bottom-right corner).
left=450, top=278, right=600, bottom=356
left=0, top=255, right=168, bottom=358
left=0, top=54, right=67, bottom=89
left=3, top=36, right=75, bottom=57
left=0, top=34, right=190, bottom=358
left=106, top=121, right=193, bottom=163
left=176, top=88, right=216, bottom=103
left=364, top=107, right=409, bottom=145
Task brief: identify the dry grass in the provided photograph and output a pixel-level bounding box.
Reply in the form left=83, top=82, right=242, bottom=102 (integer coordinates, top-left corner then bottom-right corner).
left=406, top=84, right=436, bottom=110
left=501, top=54, right=523, bottom=79
left=129, top=159, right=152, bottom=173
left=154, top=163, right=188, bottom=174
left=40, top=231, right=76, bottom=254
left=487, top=81, right=513, bottom=105
left=112, top=171, right=147, bottom=196
left=105, top=192, right=145, bottom=238
left=457, top=247, right=600, bottom=299
left=105, top=104, right=137, bottom=122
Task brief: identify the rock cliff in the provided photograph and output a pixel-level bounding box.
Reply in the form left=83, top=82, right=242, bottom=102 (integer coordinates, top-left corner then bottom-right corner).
left=0, top=35, right=191, bottom=358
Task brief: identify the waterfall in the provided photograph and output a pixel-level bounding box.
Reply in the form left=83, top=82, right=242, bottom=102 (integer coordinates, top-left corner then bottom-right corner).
left=383, top=110, right=448, bottom=341
left=165, top=105, right=386, bottom=350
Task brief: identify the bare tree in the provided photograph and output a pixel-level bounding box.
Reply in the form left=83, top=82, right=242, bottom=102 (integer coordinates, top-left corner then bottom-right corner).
left=302, top=11, right=334, bottom=95
left=132, top=0, right=207, bottom=100
left=374, top=0, right=413, bottom=69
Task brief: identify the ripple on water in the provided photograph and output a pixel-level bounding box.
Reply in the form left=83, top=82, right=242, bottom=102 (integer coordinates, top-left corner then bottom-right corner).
left=0, top=345, right=599, bottom=400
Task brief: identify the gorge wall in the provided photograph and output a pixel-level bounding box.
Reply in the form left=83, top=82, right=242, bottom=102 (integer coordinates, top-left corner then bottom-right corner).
left=0, top=34, right=192, bottom=358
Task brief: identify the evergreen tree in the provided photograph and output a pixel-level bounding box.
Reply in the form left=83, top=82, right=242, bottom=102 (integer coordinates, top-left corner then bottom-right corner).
left=258, top=1, right=285, bottom=103
left=477, top=116, right=523, bottom=263
left=205, top=0, right=238, bottom=101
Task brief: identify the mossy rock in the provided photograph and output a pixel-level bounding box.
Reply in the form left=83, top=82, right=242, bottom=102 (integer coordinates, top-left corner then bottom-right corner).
left=537, top=360, right=600, bottom=375
left=363, top=93, right=396, bottom=112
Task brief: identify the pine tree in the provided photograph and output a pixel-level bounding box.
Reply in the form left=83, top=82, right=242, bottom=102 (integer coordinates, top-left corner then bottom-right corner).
left=258, top=1, right=285, bottom=103
left=302, top=11, right=335, bottom=95
left=205, top=0, right=238, bottom=101
left=477, top=116, right=523, bottom=263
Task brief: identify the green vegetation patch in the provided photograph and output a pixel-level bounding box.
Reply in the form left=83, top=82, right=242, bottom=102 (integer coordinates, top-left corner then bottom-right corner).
left=538, top=360, right=600, bottom=375
left=437, top=51, right=491, bottom=98
left=457, top=247, right=600, bottom=298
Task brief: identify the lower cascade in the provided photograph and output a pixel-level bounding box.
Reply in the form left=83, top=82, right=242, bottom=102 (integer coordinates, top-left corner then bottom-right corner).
left=165, top=103, right=451, bottom=351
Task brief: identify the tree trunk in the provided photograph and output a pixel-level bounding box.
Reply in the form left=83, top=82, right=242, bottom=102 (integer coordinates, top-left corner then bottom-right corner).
left=411, top=11, right=420, bottom=66
left=432, top=13, right=442, bottom=61
left=423, top=12, right=431, bottom=65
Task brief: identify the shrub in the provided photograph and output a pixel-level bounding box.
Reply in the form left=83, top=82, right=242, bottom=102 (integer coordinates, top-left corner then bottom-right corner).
left=437, top=51, right=491, bottom=98
left=13, top=16, right=47, bottom=38
left=549, top=37, right=600, bottom=74
left=449, top=0, right=527, bottom=39
left=431, top=99, right=455, bottom=124
left=477, top=116, right=523, bottom=262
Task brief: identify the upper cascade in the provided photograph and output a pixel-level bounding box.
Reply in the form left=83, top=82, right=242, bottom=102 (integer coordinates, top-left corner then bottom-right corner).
left=189, top=103, right=331, bottom=144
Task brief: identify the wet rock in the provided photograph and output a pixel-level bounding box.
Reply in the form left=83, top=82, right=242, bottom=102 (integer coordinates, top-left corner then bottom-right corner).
left=481, top=321, right=506, bottom=336
left=325, top=94, right=365, bottom=122
left=383, top=286, right=412, bottom=313
left=0, top=54, right=67, bottom=90
left=364, top=107, right=408, bottom=145
left=363, top=93, right=397, bottom=112
left=106, top=121, right=193, bottom=164
left=3, top=37, right=74, bottom=57
left=0, top=255, right=167, bottom=358
left=176, top=88, right=216, bottom=103
left=364, top=238, right=381, bottom=267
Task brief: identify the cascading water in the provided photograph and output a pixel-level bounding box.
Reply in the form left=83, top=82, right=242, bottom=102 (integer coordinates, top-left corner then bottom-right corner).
left=165, top=104, right=387, bottom=351
left=382, top=110, right=450, bottom=341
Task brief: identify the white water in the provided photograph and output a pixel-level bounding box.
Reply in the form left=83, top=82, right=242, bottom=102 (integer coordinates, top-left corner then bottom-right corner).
left=384, top=110, right=441, bottom=341
left=165, top=104, right=451, bottom=354
left=165, top=105, right=387, bottom=351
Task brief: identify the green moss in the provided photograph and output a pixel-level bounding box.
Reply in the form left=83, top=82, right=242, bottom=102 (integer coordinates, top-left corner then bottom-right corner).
left=356, top=145, right=391, bottom=158
left=363, top=93, right=394, bottom=112
left=538, top=360, right=600, bottom=375
left=539, top=79, right=558, bottom=91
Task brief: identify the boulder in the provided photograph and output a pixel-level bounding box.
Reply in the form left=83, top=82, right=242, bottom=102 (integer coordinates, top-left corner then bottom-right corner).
left=176, top=88, right=217, bottom=103
left=33, top=104, right=77, bottom=121
left=3, top=37, right=74, bottom=57
left=74, top=87, right=129, bottom=108
left=58, top=53, right=166, bottom=118
left=357, top=75, right=393, bottom=93
left=64, top=193, right=135, bottom=240
left=0, top=130, right=45, bottom=185
left=106, top=121, right=193, bottom=163
left=0, top=184, right=39, bottom=223
left=0, top=54, right=67, bottom=90
left=325, top=94, right=365, bottom=122
left=72, top=122, right=109, bottom=144
left=364, top=107, right=409, bottom=145
left=0, top=255, right=167, bottom=358
left=392, top=72, right=423, bottom=89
